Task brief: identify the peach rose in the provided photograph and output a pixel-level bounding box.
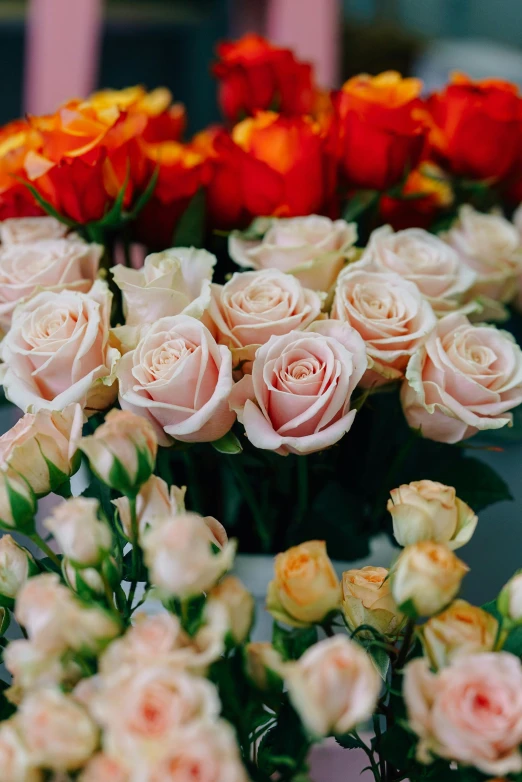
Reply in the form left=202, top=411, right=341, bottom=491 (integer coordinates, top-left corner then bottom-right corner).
left=267, top=540, right=340, bottom=627
left=19, top=689, right=98, bottom=772
left=79, top=409, right=157, bottom=495
left=404, top=653, right=522, bottom=775
left=391, top=541, right=468, bottom=617
left=208, top=269, right=322, bottom=367
left=331, top=268, right=436, bottom=386
left=117, top=314, right=235, bottom=445
left=0, top=535, right=36, bottom=605
left=401, top=313, right=522, bottom=443
left=421, top=599, right=498, bottom=668
left=341, top=566, right=402, bottom=637
left=79, top=754, right=130, bottom=782
left=229, top=215, right=357, bottom=292
left=358, top=225, right=476, bottom=315
left=245, top=642, right=285, bottom=690
left=0, top=236, right=102, bottom=332
left=0, top=280, right=120, bottom=414
left=111, top=247, right=216, bottom=327
left=229, top=320, right=367, bottom=455
left=44, top=497, right=112, bottom=567
left=0, top=404, right=83, bottom=496
left=112, top=475, right=186, bottom=539
left=209, top=575, right=255, bottom=644
left=0, top=720, right=39, bottom=782
left=286, top=636, right=381, bottom=737
left=142, top=512, right=235, bottom=599
left=443, top=205, right=522, bottom=303
left=0, top=216, right=68, bottom=244
left=387, top=480, right=478, bottom=549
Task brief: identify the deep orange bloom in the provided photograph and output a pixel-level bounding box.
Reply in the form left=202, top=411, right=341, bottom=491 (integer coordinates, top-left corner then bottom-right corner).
left=428, top=74, right=522, bottom=182
left=203, top=112, right=336, bottom=229
left=379, top=162, right=453, bottom=230
left=0, top=120, right=44, bottom=219
left=330, top=71, right=430, bottom=191
left=213, top=34, right=317, bottom=124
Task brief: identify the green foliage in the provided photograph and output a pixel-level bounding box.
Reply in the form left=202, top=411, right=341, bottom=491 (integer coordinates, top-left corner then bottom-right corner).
left=0, top=681, right=15, bottom=721
left=272, top=624, right=318, bottom=661
left=433, top=456, right=512, bottom=511
left=173, top=188, right=206, bottom=247
left=257, top=700, right=310, bottom=777
left=211, top=431, right=243, bottom=455
left=342, top=190, right=379, bottom=222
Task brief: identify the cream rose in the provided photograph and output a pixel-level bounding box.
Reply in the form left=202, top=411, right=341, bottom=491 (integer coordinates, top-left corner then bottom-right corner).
left=498, top=572, right=522, bottom=623
left=79, top=409, right=157, bottom=495
left=421, top=599, right=498, bottom=669
left=331, top=268, right=436, bottom=385
left=229, top=215, right=357, bottom=292
left=404, top=653, right=522, bottom=775
left=209, top=575, right=255, bottom=644
left=0, top=404, right=83, bottom=496
left=443, top=205, right=522, bottom=303
left=79, top=754, right=129, bottom=782
left=286, top=636, right=381, bottom=737
left=391, top=541, right=468, bottom=617
left=112, top=475, right=186, bottom=540
left=401, top=313, right=522, bottom=443
left=0, top=720, right=40, bottom=782
left=19, top=689, right=98, bottom=772
left=229, top=320, right=367, bottom=455
left=387, top=480, right=478, bottom=550
left=0, top=216, right=68, bottom=244
left=341, top=566, right=402, bottom=637
left=0, top=535, right=36, bottom=605
left=142, top=512, right=235, bottom=599
left=111, top=247, right=216, bottom=327
left=208, top=269, right=323, bottom=367
left=0, top=280, right=120, bottom=414
left=267, top=540, right=340, bottom=627
left=117, top=314, right=235, bottom=445
left=44, top=497, right=112, bottom=567
left=0, top=237, right=102, bottom=332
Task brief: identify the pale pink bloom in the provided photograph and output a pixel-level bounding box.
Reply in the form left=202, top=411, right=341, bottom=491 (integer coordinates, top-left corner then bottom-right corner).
left=44, top=497, right=112, bottom=567
left=286, top=636, right=381, bottom=737
left=0, top=535, right=35, bottom=601
left=79, top=753, right=129, bottom=782
left=0, top=216, right=68, bottom=244
left=0, top=281, right=119, bottom=414
left=401, top=312, right=522, bottom=443
left=332, top=267, right=436, bottom=386
left=229, top=320, right=367, bottom=455
left=0, top=719, right=40, bottom=782
left=404, top=653, right=522, bottom=775
left=112, top=475, right=186, bottom=539
left=117, top=315, right=235, bottom=445
left=229, top=215, right=357, bottom=292
left=209, top=575, right=255, bottom=643
left=4, top=639, right=80, bottom=694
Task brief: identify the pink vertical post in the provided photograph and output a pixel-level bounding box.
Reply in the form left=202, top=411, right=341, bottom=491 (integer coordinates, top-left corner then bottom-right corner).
left=24, top=0, right=103, bottom=115
left=266, top=0, right=342, bottom=88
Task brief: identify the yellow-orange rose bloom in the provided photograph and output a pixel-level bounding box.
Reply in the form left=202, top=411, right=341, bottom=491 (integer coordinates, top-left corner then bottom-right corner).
left=342, top=566, right=403, bottom=637
left=421, top=599, right=498, bottom=669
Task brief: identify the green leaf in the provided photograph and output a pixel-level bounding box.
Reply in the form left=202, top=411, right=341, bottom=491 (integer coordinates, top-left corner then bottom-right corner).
left=369, top=645, right=391, bottom=679
left=378, top=725, right=415, bottom=769
left=503, top=625, right=522, bottom=657
left=173, top=188, right=206, bottom=248
left=94, top=167, right=130, bottom=228
left=41, top=450, right=70, bottom=497
left=434, top=456, right=512, bottom=512
left=342, top=190, right=379, bottom=223
left=272, top=623, right=318, bottom=661
left=5, top=479, right=36, bottom=534
left=211, top=431, right=243, bottom=455
left=14, top=178, right=77, bottom=227
left=335, top=734, right=362, bottom=750
left=182, top=594, right=207, bottom=637
left=481, top=598, right=501, bottom=622
left=81, top=473, right=114, bottom=525
left=258, top=700, right=309, bottom=776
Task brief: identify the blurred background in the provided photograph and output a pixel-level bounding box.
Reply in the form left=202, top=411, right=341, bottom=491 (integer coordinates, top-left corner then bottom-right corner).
left=1, top=0, right=522, bottom=602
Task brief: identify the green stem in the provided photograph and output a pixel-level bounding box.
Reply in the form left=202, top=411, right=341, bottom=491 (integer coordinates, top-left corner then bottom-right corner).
left=29, top=533, right=61, bottom=568
left=228, top=460, right=271, bottom=553
left=352, top=731, right=381, bottom=782
left=396, top=618, right=416, bottom=670
left=126, top=495, right=140, bottom=614
left=101, top=571, right=117, bottom=613
left=373, top=715, right=387, bottom=782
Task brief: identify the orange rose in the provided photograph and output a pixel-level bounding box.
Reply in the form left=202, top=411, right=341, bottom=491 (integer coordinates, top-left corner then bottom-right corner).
left=205, top=112, right=335, bottom=229
left=0, top=120, right=44, bottom=220
left=379, top=162, right=453, bottom=229
left=213, top=34, right=316, bottom=124
left=428, top=74, right=522, bottom=182
left=330, top=71, right=430, bottom=191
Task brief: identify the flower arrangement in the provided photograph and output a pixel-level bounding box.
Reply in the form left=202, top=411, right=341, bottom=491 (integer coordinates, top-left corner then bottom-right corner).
left=0, top=31, right=521, bottom=780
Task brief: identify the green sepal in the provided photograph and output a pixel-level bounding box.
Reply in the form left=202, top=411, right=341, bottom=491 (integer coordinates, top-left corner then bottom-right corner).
left=397, top=598, right=418, bottom=620
left=0, top=607, right=10, bottom=636
left=272, top=623, right=318, bottom=661
left=5, top=479, right=36, bottom=534
left=211, top=431, right=243, bottom=455
left=342, top=190, right=379, bottom=222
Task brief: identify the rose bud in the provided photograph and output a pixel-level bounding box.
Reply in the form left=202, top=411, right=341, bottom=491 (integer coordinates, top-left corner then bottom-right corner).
left=244, top=642, right=285, bottom=690
left=63, top=559, right=104, bottom=596
left=112, top=474, right=187, bottom=540
left=0, top=606, right=9, bottom=636
left=44, top=497, right=112, bottom=568
left=79, top=409, right=157, bottom=496
left=498, top=571, right=522, bottom=625
left=286, top=636, right=381, bottom=737
left=390, top=541, right=469, bottom=617
left=0, top=404, right=83, bottom=498
left=388, top=480, right=478, bottom=550
left=209, top=575, right=255, bottom=644
left=0, top=535, right=37, bottom=607
left=342, top=566, right=403, bottom=638
left=421, top=599, right=498, bottom=669
left=267, top=541, right=340, bottom=627
left=0, top=468, right=36, bottom=534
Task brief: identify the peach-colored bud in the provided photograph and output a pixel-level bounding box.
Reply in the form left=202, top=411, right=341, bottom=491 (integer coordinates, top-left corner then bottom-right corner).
left=210, top=575, right=255, bottom=644
left=44, top=497, right=111, bottom=567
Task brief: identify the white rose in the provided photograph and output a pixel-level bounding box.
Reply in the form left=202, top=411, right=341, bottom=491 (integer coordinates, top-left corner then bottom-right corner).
left=79, top=754, right=129, bottom=782
left=229, top=215, right=357, bottom=292
left=499, top=571, right=522, bottom=623
left=3, top=639, right=77, bottom=693
left=0, top=216, right=68, bottom=244
left=44, top=497, right=112, bottom=567
left=358, top=225, right=476, bottom=315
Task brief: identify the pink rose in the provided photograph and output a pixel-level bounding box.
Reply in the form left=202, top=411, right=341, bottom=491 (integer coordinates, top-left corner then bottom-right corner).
left=117, top=314, right=235, bottom=445
left=331, top=268, right=436, bottom=386
left=358, top=225, right=476, bottom=315
left=79, top=754, right=130, bottom=782
left=401, top=312, right=522, bottom=443
left=0, top=237, right=102, bottom=332
left=404, top=653, right=522, bottom=776
left=0, top=216, right=68, bottom=244
left=230, top=320, right=367, bottom=455
left=0, top=280, right=119, bottom=414
left=229, top=215, right=357, bottom=292
left=208, top=269, right=323, bottom=368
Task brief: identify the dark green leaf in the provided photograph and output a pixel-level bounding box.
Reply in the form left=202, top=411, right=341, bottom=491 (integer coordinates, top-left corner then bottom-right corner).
left=335, top=734, right=362, bottom=750
left=272, top=623, right=318, bottom=661
left=211, top=431, right=243, bottom=455
left=0, top=680, right=15, bottom=721
left=481, top=598, right=501, bottom=622
left=14, top=178, right=77, bottom=227
left=81, top=473, right=114, bottom=523
left=182, top=594, right=207, bottom=637
left=342, top=190, right=379, bottom=222
left=5, top=479, right=36, bottom=534
left=434, top=456, right=512, bottom=512
left=36, top=556, right=62, bottom=575
left=503, top=625, right=522, bottom=657
left=258, top=700, right=309, bottom=776
left=173, top=188, right=206, bottom=248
